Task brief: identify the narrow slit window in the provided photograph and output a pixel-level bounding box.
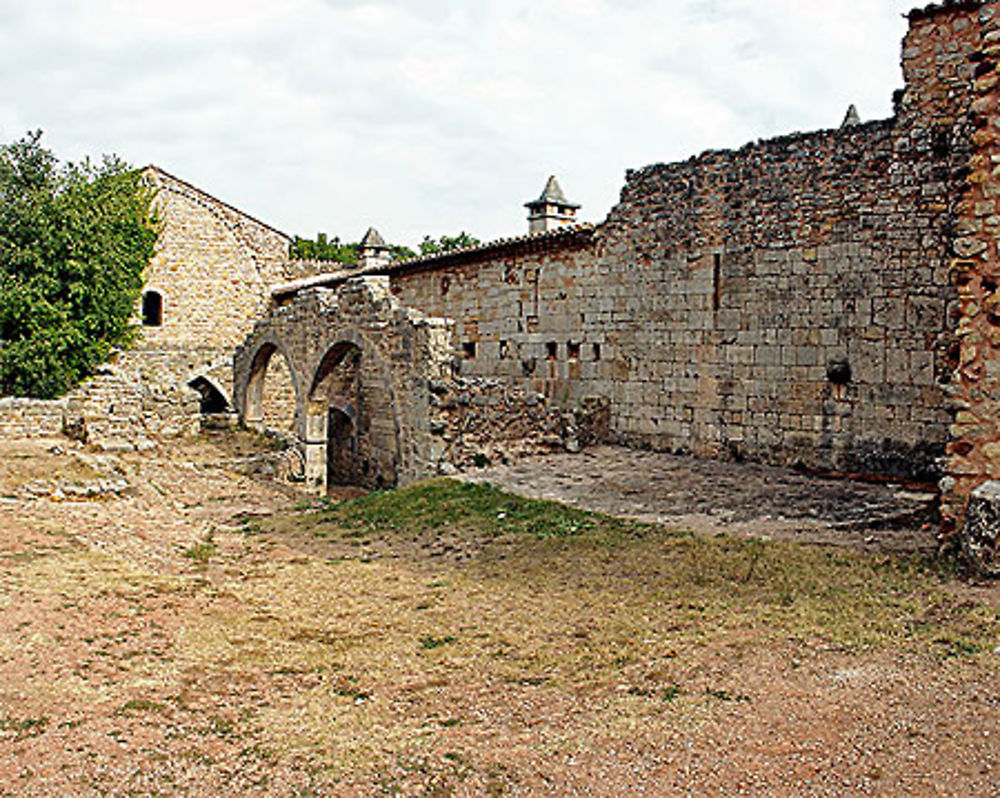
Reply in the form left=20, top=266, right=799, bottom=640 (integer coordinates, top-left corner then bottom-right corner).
left=546, top=341, right=558, bottom=360
left=142, top=291, right=163, bottom=327
left=592, top=343, right=602, bottom=361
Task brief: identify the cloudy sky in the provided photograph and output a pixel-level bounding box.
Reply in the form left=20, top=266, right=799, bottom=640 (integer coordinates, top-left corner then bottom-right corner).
left=1, top=0, right=921, bottom=247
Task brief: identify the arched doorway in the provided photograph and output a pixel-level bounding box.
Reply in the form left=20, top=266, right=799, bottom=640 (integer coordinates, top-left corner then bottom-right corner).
left=306, top=342, right=363, bottom=490
left=327, top=405, right=358, bottom=486
left=304, top=339, right=399, bottom=491
left=188, top=376, right=230, bottom=415
left=243, top=341, right=298, bottom=435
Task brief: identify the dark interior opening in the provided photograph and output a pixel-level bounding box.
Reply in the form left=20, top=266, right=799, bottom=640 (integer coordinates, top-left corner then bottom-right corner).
left=142, top=291, right=163, bottom=327
left=188, top=377, right=230, bottom=414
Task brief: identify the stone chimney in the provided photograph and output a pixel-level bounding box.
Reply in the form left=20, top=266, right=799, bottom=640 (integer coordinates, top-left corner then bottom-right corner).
left=359, top=226, right=391, bottom=269
left=525, top=176, right=580, bottom=234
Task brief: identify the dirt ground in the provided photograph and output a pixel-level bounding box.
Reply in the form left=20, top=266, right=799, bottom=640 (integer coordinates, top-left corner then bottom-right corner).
left=458, top=446, right=941, bottom=552
left=0, top=434, right=998, bottom=797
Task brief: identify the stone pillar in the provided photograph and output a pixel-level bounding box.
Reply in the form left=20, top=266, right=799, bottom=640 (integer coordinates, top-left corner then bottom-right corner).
left=304, top=403, right=328, bottom=494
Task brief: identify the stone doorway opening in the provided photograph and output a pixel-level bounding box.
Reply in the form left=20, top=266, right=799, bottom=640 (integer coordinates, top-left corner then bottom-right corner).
left=188, top=376, right=230, bottom=415
left=304, top=340, right=389, bottom=492
left=327, top=405, right=359, bottom=487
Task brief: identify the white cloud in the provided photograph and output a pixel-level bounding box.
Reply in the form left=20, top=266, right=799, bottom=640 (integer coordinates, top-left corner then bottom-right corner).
left=0, top=0, right=923, bottom=246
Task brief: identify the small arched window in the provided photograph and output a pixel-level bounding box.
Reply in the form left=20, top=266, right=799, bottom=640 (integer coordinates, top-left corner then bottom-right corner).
left=142, top=291, right=163, bottom=327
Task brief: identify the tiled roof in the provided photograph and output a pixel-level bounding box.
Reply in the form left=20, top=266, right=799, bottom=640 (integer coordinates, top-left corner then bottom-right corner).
left=273, top=222, right=596, bottom=298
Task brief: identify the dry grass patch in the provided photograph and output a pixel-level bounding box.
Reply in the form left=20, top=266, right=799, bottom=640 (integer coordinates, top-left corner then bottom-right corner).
left=0, top=441, right=103, bottom=495
left=210, top=479, right=1000, bottom=788
left=3, top=468, right=997, bottom=796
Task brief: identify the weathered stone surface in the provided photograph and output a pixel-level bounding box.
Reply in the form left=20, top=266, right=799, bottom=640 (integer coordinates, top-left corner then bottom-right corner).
left=962, top=480, right=1000, bottom=576
left=234, top=277, right=589, bottom=492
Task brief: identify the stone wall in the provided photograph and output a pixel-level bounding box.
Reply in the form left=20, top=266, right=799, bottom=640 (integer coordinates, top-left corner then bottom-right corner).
left=0, top=350, right=201, bottom=450
left=235, top=277, right=596, bottom=491
left=430, top=378, right=577, bottom=471
left=0, top=398, right=67, bottom=439
left=235, top=277, right=457, bottom=491
left=387, top=93, right=965, bottom=481
left=935, top=2, right=1000, bottom=537
left=140, top=168, right=294, bottom=352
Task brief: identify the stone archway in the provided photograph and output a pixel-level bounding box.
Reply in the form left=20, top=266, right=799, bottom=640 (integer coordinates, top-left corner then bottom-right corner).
left=188, top=376, right=231, bottom=415
left=241, top=340, right=300, bottom=433
left=232, top=277, right=455, bottom=493
left=301, top=338, right=400, bottom=490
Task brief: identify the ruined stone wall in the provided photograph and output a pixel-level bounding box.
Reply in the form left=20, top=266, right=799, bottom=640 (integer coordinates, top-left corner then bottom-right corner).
left=593, top=115, right=963, bottom=480
left=430, top=378, right=574, bottom=471
left=933, top=1, right=1000, bottom=532
left=0, top=398, right=68, bottom=439
left=0, top=353, right=201, bottom=450
left=391, top=122, right=963, bottom=482
left=235, top=278, right=457, bottom=490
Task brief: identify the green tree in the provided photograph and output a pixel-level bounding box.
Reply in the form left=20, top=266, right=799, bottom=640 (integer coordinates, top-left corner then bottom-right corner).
left=290, top=233, right=416, bottom=264
left=0, top=131, right=158, bottom=399
left=289, top=233, right=360, bottom=264
left=419, top=232, right=480, bottom=256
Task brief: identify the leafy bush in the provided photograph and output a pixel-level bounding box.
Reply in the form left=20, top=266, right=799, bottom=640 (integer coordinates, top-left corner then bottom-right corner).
left=0, top=131, right=157, bottom=398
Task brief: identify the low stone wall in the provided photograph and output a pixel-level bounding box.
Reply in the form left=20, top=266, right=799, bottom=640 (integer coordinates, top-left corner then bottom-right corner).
left=64, top=361, right=201, bottom=450
left=0, top=350, right=203, bottom=450
left=430, top=380, right=611, bottom=472
left=0, top=398, right=68, bottom=439
left=429, top=378, right=566, bottom=470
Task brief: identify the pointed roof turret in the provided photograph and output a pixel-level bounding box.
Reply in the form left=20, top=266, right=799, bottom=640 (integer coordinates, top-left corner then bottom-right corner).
left=841, top=104, right=861, bottom=128
left=529, top=175, right=581, bottom=210
left=358, top=226, right=391, bottom=269
left=360, top=226, right=388, bottom=250
left=525, top=175, right=581, bottom=233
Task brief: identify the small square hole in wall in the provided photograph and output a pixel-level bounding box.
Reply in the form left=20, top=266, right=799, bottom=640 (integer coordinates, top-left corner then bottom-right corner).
left=462, top=341, right=477, bottom=359
left=499, top=340, right=510, bottom=359
left=592, top=343, right=602, bottom=361
left=567, top=341, right=581, bottom=361
left=546, top=341, right=558, bottom=360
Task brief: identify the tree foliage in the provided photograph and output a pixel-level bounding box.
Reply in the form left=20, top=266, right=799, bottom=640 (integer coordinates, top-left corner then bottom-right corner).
left=419, top=232, right=480, bottom=256
left=290, top=233, right=416, bottom=264
left=0, top=131, right=158, bottom=399
left=291, top=230, right=482, bottom=264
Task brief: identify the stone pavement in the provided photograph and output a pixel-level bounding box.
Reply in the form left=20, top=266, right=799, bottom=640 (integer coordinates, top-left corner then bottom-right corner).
left=458, top=445, right=939, bottom=552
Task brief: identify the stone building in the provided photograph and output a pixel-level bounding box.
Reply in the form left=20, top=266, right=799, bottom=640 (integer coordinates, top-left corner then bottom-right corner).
left=5, top=0, right=1000, bottom=570
left=260, top=0, right=1000, bottom=568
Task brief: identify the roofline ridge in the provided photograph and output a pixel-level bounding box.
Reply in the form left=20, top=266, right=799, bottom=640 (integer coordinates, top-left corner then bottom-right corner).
left=144, top=164, right=291, bottom=241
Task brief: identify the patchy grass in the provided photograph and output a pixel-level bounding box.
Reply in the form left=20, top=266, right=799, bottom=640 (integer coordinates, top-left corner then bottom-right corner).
left=3, top=463, right=998, bottom=796
left=183, top=532, right=217, bottom=569
left=208, top=477, right=1000, bottom=785
left=313, top=479, right=655, bottom=540
left=264, top=479, right=994, bottom=656
left=0, top=715, right=50, bottom=741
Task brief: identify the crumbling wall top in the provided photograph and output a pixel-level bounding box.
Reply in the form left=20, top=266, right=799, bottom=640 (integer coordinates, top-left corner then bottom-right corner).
left=907, top=0, right=988, bottom=22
